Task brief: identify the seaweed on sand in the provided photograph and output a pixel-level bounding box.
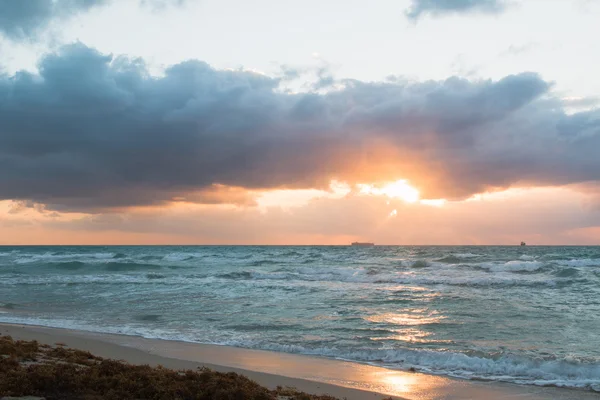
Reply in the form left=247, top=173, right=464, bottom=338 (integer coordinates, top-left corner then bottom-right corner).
left=0, top=335, right=366, bottom=400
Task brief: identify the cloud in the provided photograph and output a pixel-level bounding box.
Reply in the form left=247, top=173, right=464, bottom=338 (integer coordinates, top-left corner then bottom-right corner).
left=18, top=187, right=600, bottom=245
left=0, top=0, right=185, bottom=40
left=561, top=96, right=600, bottom=110
left=405, top=0, right=507, bottom=20
left=140, top=0, right=189, bottom=10
left=0, top=0, right=108, bottom=39
left=1, top=43, right=599, bottom=211
left=500, top=43, right=538, bottom=57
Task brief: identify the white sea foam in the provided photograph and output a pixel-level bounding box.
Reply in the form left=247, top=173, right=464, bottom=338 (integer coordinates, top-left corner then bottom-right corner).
left=216, top=268, right=558, bottom=288
left=489, top=260, right=544, bottom=272
left=0, top=273, right=215, bottom=286
left=452, top=253, right=481, bottom=258
left=13, top=252, right=116, bottom=264
left=557, top=259, right=600, bottom=267
left=162, top=253, right=195, bottom=262
left=1, top=314, right=599, bottom=391
left=2, top=245, right=600, bottom=393
left=212, top=341, right=600, bottom=391
left=1, top=263, right=561, bottom=288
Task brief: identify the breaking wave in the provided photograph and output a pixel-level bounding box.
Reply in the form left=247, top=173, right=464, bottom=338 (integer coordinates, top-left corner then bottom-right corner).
left=2, top=245, right=600, bottom=392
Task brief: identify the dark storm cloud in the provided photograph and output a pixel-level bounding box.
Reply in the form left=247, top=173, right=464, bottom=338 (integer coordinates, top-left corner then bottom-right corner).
left=0, top=0, right=185, bottom=39
left=405, top=0, right=507, bottom=19
left=1, top=43, right=599, bottom=211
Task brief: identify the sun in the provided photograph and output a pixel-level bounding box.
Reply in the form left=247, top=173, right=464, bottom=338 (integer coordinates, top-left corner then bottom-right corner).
left=358, top=180, right=420, bottom=203
left=379, top=180, right=420, bottom=203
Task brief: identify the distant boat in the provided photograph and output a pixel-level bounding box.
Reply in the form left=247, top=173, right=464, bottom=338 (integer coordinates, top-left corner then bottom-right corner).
left=520, top=241, right=526, bottom=246
left=351, top=242, right=375, bottom=247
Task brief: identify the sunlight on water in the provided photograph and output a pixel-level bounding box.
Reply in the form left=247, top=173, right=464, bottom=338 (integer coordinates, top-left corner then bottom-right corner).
left=364, top=312, right=445, bottom=326
left=1, top=245, right=600, bottom=391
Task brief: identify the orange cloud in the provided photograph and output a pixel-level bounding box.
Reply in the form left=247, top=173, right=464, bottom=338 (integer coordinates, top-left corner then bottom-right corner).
left=3, top=185, right=599, bottom=245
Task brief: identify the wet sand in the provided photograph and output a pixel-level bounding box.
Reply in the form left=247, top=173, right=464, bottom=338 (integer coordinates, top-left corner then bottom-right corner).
left=1, top=323, right=597, bottom=400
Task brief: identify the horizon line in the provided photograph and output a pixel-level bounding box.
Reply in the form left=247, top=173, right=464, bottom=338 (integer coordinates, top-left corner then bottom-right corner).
left=1, top=244, right=598, bottom=247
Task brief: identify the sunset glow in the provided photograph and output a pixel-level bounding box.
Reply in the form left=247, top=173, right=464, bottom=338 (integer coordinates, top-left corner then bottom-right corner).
left=0, top=0, right=599, bottom=245
left=358, top=180, right=420, bottom=203
left=3, top=5, right=600, bottom=400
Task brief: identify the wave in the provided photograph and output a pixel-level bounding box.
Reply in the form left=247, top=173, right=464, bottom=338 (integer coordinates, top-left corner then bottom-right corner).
left=103, top=262, right=163, bottom=272
left=13, top=252, right=118, bottom=264
left=39, top=260, right=165, bottom=272
left=134, top=314, right=162, bottom=322
left=2, top=267, right=579, bottom=288
left=289, top=346, right=600, bottom=391
left=553, top=267, right=580, bottom=278
left=435, top=256, right=464, bottom=264
left=5, top=251, right=205, bottom=268
left=556, top=259, right=600, bottom=268
left=5, top=249, right=599, bottom=281
left=3, top=313, right=596, bottom=392
left=480, top=261, right=545, bottom=273
left=2, top=246, right=600, bottom=393
left=452, top=253, right=481, bottom=258
left=211, top=267, right=567, bottom=288
left=222, top=323, right=306, bottom=332
left=410, top=260, right=430, bottom=268
left=51, top=261, right=87, bottom=271
left=250, top=259, right=279, bottom=266
left=162, top=253, right=196, bottom=262
left=218, top=271, right=254, bottom=279
left=145, top=273, right=167, bottom=279
left=280, top=250, right=304, bottom=257
left=9, top=259, right=193, bottom=274
left=301, top=257, right=324, bottom=264
left=0, top=273, right=211, bottom=286
left=190, top=334, right=600, bottom=391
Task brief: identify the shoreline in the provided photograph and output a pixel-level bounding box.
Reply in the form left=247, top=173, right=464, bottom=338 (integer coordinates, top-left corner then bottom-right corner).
left=1, top=323, right=597, bottom=400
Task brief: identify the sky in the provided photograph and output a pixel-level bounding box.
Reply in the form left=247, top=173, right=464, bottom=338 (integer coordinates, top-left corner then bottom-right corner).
left=1, top=0, right=600, bottom=245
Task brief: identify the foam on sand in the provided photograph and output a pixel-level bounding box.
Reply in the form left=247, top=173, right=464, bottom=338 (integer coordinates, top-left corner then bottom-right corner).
left=2, top=323, right=599, bottom=400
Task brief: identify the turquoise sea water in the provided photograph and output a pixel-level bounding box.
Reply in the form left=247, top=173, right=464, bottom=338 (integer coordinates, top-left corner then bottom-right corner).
left=1, top=245, right=600, bottom=391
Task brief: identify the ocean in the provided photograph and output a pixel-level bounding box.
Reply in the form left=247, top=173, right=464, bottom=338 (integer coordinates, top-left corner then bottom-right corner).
left=1, top=245, right=599, bottom=391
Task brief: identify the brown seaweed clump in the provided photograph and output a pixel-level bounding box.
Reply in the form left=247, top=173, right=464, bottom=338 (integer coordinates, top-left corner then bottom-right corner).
left=0, top=335, right=367, bottom=400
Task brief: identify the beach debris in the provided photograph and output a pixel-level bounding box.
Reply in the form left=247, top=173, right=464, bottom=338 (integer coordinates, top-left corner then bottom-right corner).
left=0, top=335, right=355, bottom=400
left=1, top=397, right=46, bottom=400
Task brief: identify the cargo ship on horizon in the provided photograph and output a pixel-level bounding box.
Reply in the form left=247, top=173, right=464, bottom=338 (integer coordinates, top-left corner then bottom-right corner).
left=351, top=242, right=375, bottom=247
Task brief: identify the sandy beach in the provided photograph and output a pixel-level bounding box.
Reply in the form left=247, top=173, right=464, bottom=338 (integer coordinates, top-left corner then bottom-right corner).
left=2, top=0, right=600, bottom=397
left=1, top=323, right=597, bottom=400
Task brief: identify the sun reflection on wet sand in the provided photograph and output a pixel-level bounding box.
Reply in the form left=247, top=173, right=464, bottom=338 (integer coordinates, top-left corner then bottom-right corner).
left=34, top=329, right=595, bottom=400
left=380, top=372, right=420, bottom=394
